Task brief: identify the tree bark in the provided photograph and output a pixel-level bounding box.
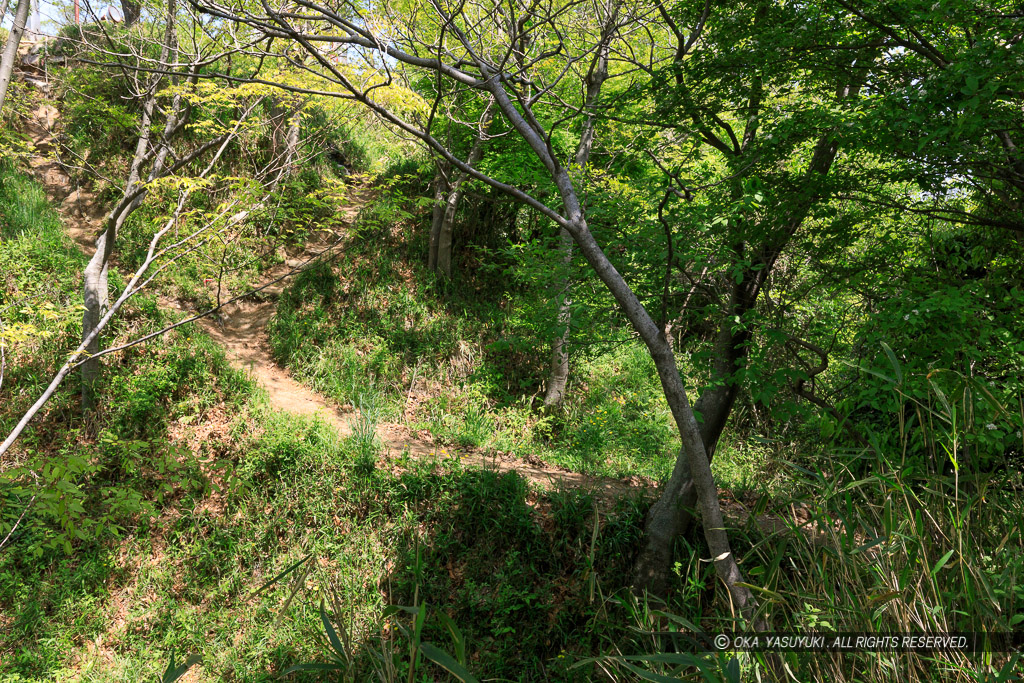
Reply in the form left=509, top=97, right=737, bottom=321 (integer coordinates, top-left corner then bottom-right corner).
left=556, top=169, right=762, bottom=622
left=206, top=0, right=765, bottom=625
left=121, top=0, right=141, bottom=26
left=81, top=0, right=177, bottom=411
left=266, top=96, right=303, bottom=189
left=633, top=274, right=756, bottom=595
left=427, top=162, right=449, bottom=271
left=26, top=0, right=39, bottom=39
left=149, top=33, right=184, bottom=182
left=633, top=61, right=874, bottom=596
left=0, top=0, right=30, bottom=115
left=542, top=226, right=574, bottom=408
left=541, top=9, right=614, bottom=410
left=434, top=100, right=494, bottom=279
left=282, top=107, right=301, bottom=172
left=475, top=69, right=765, bottom=622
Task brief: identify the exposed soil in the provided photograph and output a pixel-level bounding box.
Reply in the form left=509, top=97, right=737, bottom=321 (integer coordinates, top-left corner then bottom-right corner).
left=21, top=90, right=655, bottom=502
left=20, top=82, right=842, bottom=547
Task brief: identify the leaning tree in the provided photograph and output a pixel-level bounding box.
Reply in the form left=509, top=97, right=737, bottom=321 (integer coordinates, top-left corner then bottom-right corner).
left=188, top=0, right=768, bottom=622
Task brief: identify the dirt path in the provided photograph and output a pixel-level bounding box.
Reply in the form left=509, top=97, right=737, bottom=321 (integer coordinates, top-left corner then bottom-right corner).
left=21, top=93, right=653, bottom=501
left=180, top=238, right=361, bottom=437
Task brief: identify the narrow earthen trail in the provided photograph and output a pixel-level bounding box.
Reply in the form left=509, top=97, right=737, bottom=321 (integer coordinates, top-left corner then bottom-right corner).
left=178, top=237, right=361, bottom=437
left=22, top=94, right=651, bottom=501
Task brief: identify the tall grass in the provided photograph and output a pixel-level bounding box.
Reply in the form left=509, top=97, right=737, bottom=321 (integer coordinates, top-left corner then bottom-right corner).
left=284, top=429, right=1020, bottom=682
left=594, top=371, right=1023, bottom=683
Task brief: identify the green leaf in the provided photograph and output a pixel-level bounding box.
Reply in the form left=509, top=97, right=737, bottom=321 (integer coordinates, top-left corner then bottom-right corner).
left=880, top=342, right=902, bottom=384
left=248, top=553, right=312, bottom=598
left=852, top=536, right=887, bottom=554
left=996, top=654, right=1021, bottom=683
left=435, top=610, right=468, bottom=665
left=320, top=602, right=346, bottom=658
left=839, top=359, right=895, bottom=385
left=280, top=662, right=345, bottom=674
left=931, top=549, right=955, bottom=577
left=617, top=660, right=708, bottom=683
left=160, top=654, right=202, bottom=683
left=418, top=642, right=480, bottom=682
left=725, top=656, right=741, bottom=683
left=733, top=582, right=785, bottom=602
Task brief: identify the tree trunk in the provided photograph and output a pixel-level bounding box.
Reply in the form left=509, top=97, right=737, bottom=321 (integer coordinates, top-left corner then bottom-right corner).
left=553, top=168, right=762, bottom=622
left=0, top=0, right=31, bottom=115
left=473, top=61, right=763, bottom=619
left=435, top=183, right=462, bottom=278
left=80, top=96, right=155, bottom=411
left=80, top=231, right=109, bottom=412
left=633, top=277, right=755, bottom=595
left=282, top=107, right=301, bottom=173
left=428, top=163, right=449, bottom=271
left=542, top=227, right=574, bottom=409
left=149, top=33, right=184, bottom=181
left=121, top=0, right=141, bottom=26
left=541, top=15, right=613, bottom=409
left=434, top=100, right=494, bottom=279
left=632, top=61, right=874, bottom=596
left=266, top=97, right=303, bottom=189
left=26, top=0, right=39, bottom=39
left=81, top=0, right=177, bottom=411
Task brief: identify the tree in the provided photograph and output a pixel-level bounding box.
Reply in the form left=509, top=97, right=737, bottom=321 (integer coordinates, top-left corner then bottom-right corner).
left=0, top=0, right=31, bottom=114
left=541, top=0, right=618, bottom=410
left=835, top=0, right=1023, bottom=232
left=0, top=0, right=274, bottom=451
left=428, top=97, right=495, bottom=277
left=267, top=94, right=305, bottom=185
left=520, top=0, right=882, bottom=592
left=189, top=0, right=767, bottom=623
left=81, top=0, right=184, bottom=411
left=122, top=0, right=141, bottom=26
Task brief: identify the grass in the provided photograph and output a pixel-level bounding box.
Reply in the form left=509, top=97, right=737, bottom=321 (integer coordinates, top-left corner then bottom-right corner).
left=264, top=196, right=783, bottom=488
left=0, top=157, right=261, bottom=560
left=0, top=402, right=656, bottom=681
left=0, top=162, right=655, bottom=681
left=251, top=169, right=1021, bottom=682
left=0, top=158, right=84, bottom=365
left=3, top=97, right=1021, bottom=683
left=4, top=401, right=1020, bottom=681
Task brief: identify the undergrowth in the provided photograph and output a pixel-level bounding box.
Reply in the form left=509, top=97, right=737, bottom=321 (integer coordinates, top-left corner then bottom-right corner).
left=2, top=79, right=1020, bottom=683
left=264, top=189, right=779, bottom=486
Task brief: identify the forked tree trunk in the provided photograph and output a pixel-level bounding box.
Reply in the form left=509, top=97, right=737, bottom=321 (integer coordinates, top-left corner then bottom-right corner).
left=434, top=100, right=494, bottom=279
left=0, top=0, right=31, bottom=114
left=556, top=172, right=763, bottom=623
left=82, top=0, right=177, bottom=411
left=150, top=35, right=185, bottom=181
left=632, top=63, right=873, bottom=596
left=633, top=276, right=757, bottom=595
left=541, top=11, right=614, bottom=410
left=472, top=69, right=767, bottom=623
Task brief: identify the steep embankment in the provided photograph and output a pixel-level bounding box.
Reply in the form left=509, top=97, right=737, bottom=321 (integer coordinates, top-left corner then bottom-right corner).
left=22, top=91, right=648, bottom=500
